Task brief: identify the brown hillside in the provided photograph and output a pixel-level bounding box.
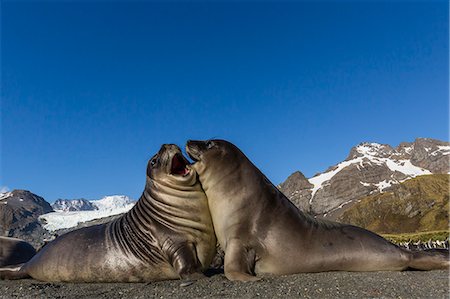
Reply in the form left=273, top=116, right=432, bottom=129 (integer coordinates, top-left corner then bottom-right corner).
left=338, top=174, right=449, bottom=234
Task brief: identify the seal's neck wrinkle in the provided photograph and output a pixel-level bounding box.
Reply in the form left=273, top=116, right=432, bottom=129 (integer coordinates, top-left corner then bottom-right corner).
left=110, top=175, right=212, bottom=262
left=143, top=181, right=208, bottom=232
left=109, top=207, right=163, bottom=265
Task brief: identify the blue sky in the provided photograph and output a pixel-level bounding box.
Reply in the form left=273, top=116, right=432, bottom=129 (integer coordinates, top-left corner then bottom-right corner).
left=1, top=1, right=448, bottom=202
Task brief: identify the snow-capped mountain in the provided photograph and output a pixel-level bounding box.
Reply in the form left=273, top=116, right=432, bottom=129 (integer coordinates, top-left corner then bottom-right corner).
left=52, top=198, right=97, bottom=212
left=278, top=138, right=449, bottom=219
left=52, top=195, right=134, bottom=212
left=40, top=195, right=135, bottom=231
left=91, top=195, right=134, bottom=211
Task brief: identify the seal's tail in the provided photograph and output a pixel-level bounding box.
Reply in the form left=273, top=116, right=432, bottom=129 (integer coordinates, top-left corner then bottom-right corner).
left=0, top=264, right=30, bottom=280
left=408, top=249, right=449, bottom=270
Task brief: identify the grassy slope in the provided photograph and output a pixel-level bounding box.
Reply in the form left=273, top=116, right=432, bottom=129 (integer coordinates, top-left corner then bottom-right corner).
left=338, top=174, right=449, bottom=235
left=382, top=230, right=449, bottom=243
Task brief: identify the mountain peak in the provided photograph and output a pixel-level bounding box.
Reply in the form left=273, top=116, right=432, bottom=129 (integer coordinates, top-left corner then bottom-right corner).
left=0, top=189, right=53, bottom=245
left=53, top=198, right=97, bottom=212
left=0, top=190, right=53, bottom=213
left=278, top=171, right=312, bottom=191
left=279, top=137, right=449, bottom=219
left=348, top=142, right=394, bottom=160
left=93, top=195, right=134, bottom=210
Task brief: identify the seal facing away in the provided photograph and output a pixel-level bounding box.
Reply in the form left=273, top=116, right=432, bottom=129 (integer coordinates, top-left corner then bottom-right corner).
left=186, top=139, right=449, bottom=282
left=0, top=144, right=216, bottom=282
left=0, top=237, right=36, bottom=267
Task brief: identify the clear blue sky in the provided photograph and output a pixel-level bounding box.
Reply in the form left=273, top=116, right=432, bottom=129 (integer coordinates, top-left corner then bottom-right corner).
left=1, top=1, right=448, bottom=202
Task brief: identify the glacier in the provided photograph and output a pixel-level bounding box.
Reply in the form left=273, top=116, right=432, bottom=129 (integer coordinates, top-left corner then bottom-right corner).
left=40, top=195, right=135, bottom=231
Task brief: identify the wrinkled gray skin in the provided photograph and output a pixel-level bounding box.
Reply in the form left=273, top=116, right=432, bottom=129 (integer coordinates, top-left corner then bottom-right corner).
left=186, top=139, right=449, bottom=282
left=0, top=144, right=216, bottom=282
left=0, top=237, right=36, bottom=267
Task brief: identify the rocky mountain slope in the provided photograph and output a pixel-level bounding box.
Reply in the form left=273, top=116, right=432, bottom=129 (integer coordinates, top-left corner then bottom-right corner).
left=279, top=138, right=449, bottom=219
left=338, top=174, right=449, bottom=234
left=0, top=190, right=54, bottom=245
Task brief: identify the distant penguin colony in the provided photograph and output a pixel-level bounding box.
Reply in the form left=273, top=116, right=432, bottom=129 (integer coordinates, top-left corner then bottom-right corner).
left=398, top=239, right=449, bottom=251
left=0, top=139, right=448, bottom=283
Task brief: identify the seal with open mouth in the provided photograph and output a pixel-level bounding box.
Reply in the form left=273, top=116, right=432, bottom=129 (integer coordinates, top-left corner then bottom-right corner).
left=186, top=139, right=449, bottom=282
left=0, top=144, right=216, bottom=282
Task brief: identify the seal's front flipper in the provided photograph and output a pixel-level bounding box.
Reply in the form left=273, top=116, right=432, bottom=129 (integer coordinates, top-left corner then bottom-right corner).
left=167, top=241, right=206, bottom=280
left=0, top=263, right=30, bottom=280
left=224, top=239, right=260, bottom=282
left=225, top=271, right=260, bottom=282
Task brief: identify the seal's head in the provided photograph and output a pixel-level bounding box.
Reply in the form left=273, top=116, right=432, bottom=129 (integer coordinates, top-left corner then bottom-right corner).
left=186, top=139, right=236, bottom=165
left=147, top=144, right=194, bottom=185
left=185, top=139, right=248, bottom=187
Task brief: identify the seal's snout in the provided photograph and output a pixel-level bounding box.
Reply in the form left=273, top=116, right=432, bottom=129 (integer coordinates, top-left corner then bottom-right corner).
left=155, top=144, right=190, bottom=176
left=186, top=140, right=202, bottom=162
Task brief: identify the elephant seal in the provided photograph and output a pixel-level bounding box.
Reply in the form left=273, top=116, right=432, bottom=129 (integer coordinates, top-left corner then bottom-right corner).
left=186, top=139, right=449, bottom=281
left=0, top=144, right=216, bottom=282
left=0, top=237, right=36, bottom=267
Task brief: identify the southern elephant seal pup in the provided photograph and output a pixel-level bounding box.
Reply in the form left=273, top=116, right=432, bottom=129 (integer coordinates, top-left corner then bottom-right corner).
left=0, top=144, right=216, bottom=282
left=0, top=237, right=36, bottom=267
left=186, top=139, right=449, bottom=282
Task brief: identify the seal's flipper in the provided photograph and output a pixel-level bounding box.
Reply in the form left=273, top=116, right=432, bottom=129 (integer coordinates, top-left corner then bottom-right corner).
left=225, top=270, right=261, bottom=282
left=0, top=263, right=30, bottom=280
left=167, top=241, right=205, bottom=279
left=408, top=249, right=449, bottom=270
left=224, top=239, right=260, bottom=282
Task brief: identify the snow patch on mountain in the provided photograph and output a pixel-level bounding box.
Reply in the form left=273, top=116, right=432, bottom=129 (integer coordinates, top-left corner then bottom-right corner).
left=323, top=199, right=353, bottom=217
left=356, top=143, right=392, bottom=157
left=374, top=180, right=396, bottom=192
left=309, top=156, right=365, bottom=201
left=432, top=146, right=450, bottom=156
left=384, top=159, right=431, bottom=176
left=0, top=192, right=13, bottom=201
left=40, top=195, right=135, bottom=231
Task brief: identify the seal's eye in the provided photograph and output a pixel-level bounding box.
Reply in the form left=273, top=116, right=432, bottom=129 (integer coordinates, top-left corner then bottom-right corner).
left=206, top=141, right=214, bottom=149
left=150, top=157, right=157, bottom=167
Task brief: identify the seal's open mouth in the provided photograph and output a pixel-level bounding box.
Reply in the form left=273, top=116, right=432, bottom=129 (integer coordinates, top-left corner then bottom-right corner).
left=170, top=153, right=190, bottom=176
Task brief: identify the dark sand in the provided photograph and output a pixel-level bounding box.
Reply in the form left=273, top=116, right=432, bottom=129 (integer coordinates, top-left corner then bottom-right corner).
left=0, top=270, right=448, bottom=299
